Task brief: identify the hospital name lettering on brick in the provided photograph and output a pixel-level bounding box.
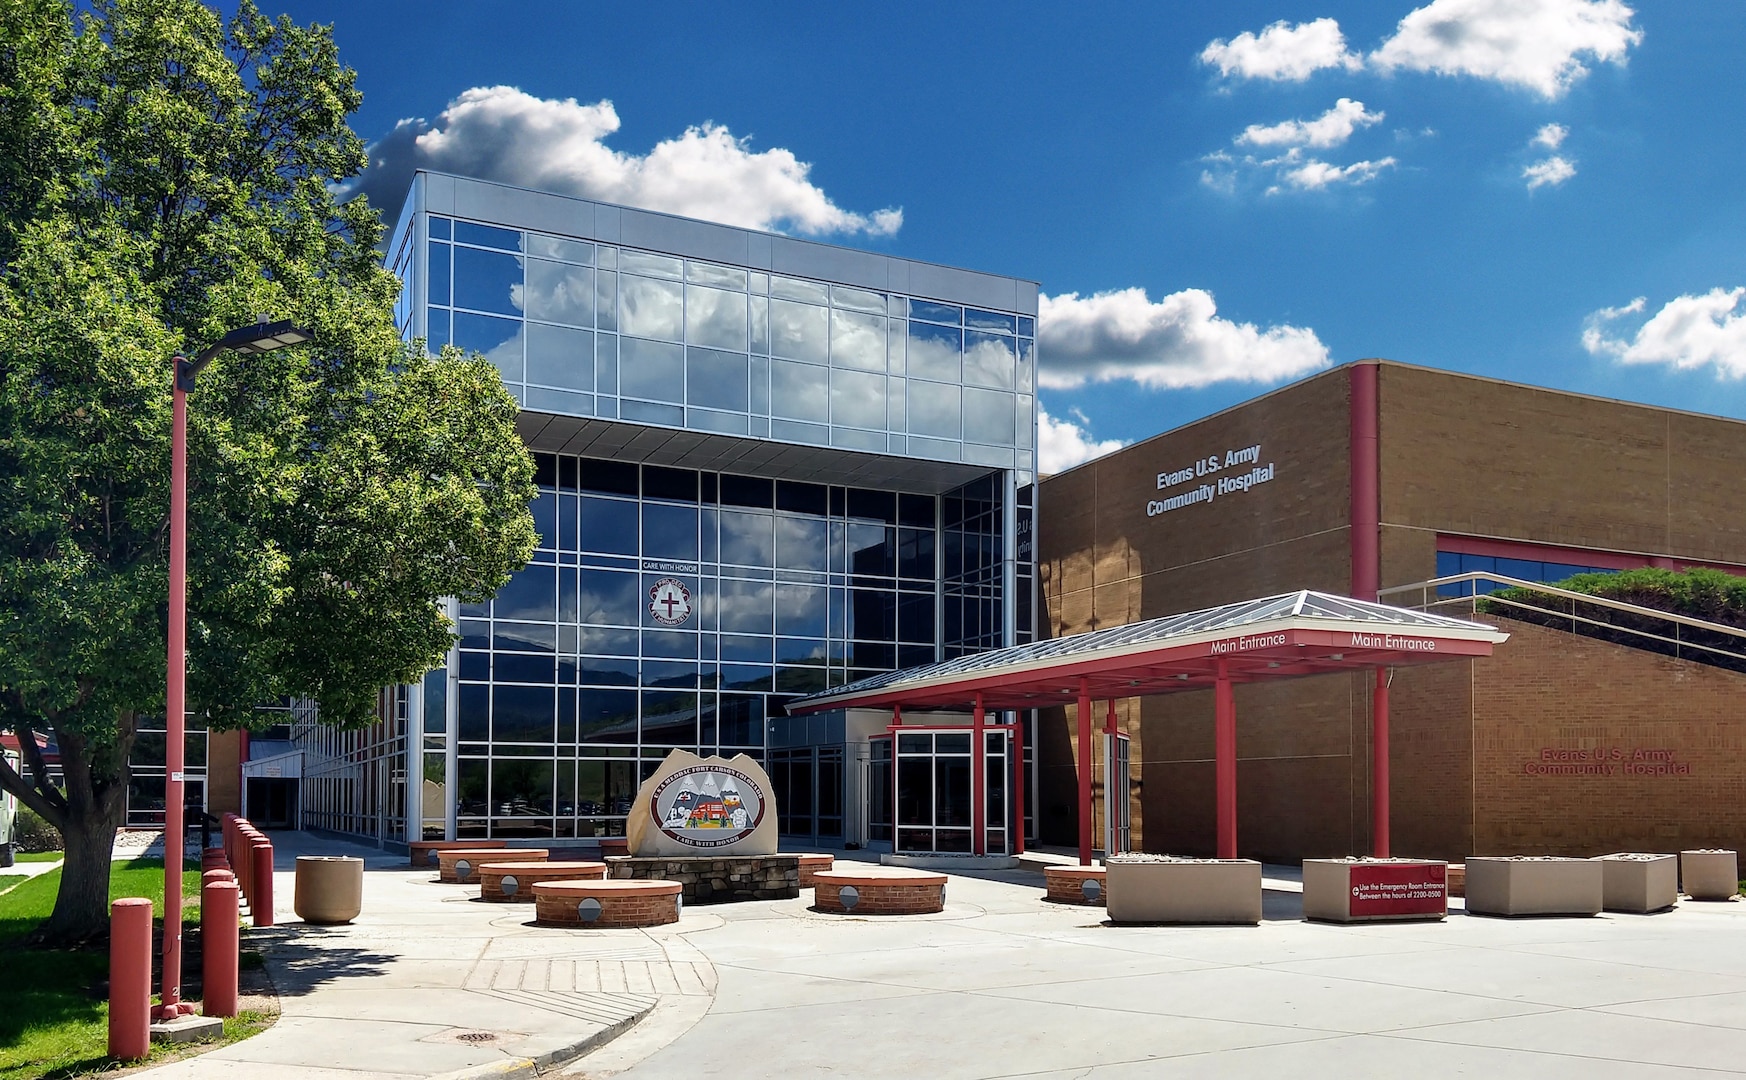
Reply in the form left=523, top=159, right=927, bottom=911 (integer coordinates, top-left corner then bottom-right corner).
left=1523, top=747, right=1692, bottom=777
left=1145, top=443, right=1276, bottom=517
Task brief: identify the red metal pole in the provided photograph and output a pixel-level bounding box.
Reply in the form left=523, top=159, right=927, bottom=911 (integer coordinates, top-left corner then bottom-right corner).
left=109, top=897, right=153, bottom=1060
left=202, top=879, right=240, bottom=1018
left=1373, top=667, right=1391, bottom=858
left=1076, top=679, right=1092, bottom=866
left=1104, top=699, right=1117, bottom=736
left=159, top=359, right=190, bottom=1020
left=1215, top=661, right=1237, bottom=860
left=251, top=839, right=275, bottom=928
left=1349, top=361, right=1381, bottom=602
left=1011, top=715, right=1026, bottom=855
left=971, top=693, right=985, bottom=855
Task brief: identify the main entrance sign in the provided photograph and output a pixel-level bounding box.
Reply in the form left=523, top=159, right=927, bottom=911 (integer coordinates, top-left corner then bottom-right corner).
left=626, top=750, right=779, bottom=857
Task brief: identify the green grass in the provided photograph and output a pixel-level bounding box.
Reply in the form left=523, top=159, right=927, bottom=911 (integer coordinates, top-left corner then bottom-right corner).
left=0, top=858, right=207, bottom=1080
left=14, top=853, right=64, bottom=864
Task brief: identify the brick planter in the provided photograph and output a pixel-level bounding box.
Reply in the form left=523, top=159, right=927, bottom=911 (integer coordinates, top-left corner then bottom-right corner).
left=533, top=879, right=682, bottom=928
left=1465, top=856, right=1601, bottom=917
left=477, top=861, right=606, bottom=902
left=1680, top=849, right=1739, bottom=900
left=797, top=854, right=834, bottom=887
left=409, top=840, right=505, bottom=868
left=812, top=868, right=946, bottom=915
left=1594, top=853, right=1678, bottom=913
left=1105, top=857, right=1262, bottom=925
left=607, top=854, right=800, bottom=903
left=1302, top=859, right=1447, bottom=923
left=1043, top=865, right=1107, bottom=905
left=437, top=847, right=548, bottom=884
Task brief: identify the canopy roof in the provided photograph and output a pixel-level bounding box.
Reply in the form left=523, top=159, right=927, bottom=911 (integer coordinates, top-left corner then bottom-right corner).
left=789, top=590, right=1508, bottom=714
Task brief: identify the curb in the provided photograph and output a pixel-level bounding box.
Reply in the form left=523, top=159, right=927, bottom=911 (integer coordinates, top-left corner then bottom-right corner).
left=427, top=1006, right=652, bottom=1080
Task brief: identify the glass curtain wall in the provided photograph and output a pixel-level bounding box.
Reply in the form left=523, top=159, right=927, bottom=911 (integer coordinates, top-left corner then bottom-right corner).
left=420, top=215, right=1038, bottom=477
left=442, top=453, right=961, bottom=841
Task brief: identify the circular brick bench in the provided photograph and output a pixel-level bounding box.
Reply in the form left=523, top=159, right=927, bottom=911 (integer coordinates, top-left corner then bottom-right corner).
left=1044, top=865, right=1107, bottom=905
left=812, top=867, right=946, bottom=915
left=477, top=861, right=606, bottom=902
left=532, top=879, right=683, bottom=928
left=797, top=853, right=835, bottom=887
left=437, top=847, right=548, bottom=884
left=409, top=840, right=506, bottom=868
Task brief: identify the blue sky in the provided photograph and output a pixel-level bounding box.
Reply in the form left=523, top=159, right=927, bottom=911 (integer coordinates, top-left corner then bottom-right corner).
left=261, top=1, right=1746, bottom=470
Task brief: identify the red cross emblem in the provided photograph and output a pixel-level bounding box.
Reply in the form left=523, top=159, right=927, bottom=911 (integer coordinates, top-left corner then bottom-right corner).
left=648, top=577, right=693, bottom=626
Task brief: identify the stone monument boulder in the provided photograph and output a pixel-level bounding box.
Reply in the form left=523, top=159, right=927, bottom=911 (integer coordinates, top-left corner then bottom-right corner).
left=626, top=750, right=778, bottom=857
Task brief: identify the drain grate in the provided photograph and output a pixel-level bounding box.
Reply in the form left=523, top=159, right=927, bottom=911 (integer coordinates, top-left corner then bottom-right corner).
left=456, top=1032, right=497, bottom=1044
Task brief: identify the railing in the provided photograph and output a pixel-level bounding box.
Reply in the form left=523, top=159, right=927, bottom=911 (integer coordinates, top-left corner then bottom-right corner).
left=1379, top=572, right=1746, bottom=669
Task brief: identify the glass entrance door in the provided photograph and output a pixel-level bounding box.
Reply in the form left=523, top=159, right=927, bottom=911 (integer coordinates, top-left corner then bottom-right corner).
left=772, top=746, right=844, bottom=845
left=894, top=728, right=1010, bottom=855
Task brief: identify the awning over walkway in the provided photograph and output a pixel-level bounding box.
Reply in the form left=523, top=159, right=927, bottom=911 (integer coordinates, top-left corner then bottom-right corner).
left=787, top=591, right=1509, bottom=865
left=788, top=590, right=1508, bottom=715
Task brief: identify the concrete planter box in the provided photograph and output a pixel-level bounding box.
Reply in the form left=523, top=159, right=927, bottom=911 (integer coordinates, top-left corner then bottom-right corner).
left=1302, top=859, right=1447, bottom=923
left=293, top=856, right=363, bottom=925
left=1465, top=857, right=1602, bottom=917
left=1105, top=857, right=1262, bottom=925
left=1594, top=853, right=1678, bottom=913
left=1680, top=849, right=1739, bottom=900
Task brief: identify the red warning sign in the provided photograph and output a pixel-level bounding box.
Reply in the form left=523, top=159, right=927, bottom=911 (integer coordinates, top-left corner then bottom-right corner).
left=1348, top=862, right=1447, bottom=918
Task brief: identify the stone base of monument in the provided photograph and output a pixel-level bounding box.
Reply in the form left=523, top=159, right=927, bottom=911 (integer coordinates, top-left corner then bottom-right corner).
left=607, top=854, right=800, bottom=903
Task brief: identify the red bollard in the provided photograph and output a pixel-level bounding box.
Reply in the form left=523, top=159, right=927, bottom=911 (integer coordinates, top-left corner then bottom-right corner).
left=250, top=839, right=275, bottom=928
left=235, top=830, right=258, bottom=904
left=109, top=897, right=153, bottom=1060
left=202, top=868, right=235, bottom=887
left=201, top=879, right=240, bottom=1018
left=202, top=846, right=228, bottom=872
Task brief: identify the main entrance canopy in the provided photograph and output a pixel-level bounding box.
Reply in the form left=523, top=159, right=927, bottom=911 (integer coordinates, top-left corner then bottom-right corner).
left=790, top=591, right=1509, bottom=863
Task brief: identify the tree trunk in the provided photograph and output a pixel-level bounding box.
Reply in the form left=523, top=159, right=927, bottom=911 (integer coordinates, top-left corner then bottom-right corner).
left=36, top=807, right=121, bottom=946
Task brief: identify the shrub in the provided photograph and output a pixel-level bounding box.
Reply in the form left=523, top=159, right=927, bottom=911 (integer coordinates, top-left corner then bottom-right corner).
left=1481, top=567, right=1746, bottom=672
left=13, top=805, right=63, bottom=854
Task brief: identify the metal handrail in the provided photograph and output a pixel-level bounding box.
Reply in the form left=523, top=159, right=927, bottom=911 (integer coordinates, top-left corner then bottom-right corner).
left=1379, top=571, right=1746, bottom=665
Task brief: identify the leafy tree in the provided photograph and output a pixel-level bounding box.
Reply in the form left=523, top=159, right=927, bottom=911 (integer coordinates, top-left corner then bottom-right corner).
left=0, top=0, right=536, bottom=943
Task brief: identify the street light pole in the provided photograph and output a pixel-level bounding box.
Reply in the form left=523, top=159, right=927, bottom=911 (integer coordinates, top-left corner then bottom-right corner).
left=158, top=318, right=312, bottom=1021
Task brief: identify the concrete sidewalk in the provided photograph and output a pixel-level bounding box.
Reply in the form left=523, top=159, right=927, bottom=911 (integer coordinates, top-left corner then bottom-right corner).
left=143, top=832, right=716, bottom=1080
left=580, top=868, right=1746, bottom=1079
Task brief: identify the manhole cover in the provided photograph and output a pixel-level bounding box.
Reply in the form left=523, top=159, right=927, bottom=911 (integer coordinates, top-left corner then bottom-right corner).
left=456, top=1032, right=497, bottom=1044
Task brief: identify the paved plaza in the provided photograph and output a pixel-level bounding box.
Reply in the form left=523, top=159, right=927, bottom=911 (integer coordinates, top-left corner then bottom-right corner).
left=143, top=836, right=1746, bottom=1078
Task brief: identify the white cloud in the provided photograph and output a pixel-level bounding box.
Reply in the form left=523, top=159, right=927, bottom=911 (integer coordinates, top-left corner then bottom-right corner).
left=1237, top=99, right=1385, bottom=149
left=1037, top=406, right=1127, bottom=473
left=1523, top=155, right=1577, bottom=189
left=1273, top=155, right=1399, bottom=192
left=1371, top=0, right=1642, bottom=99
left=1583, top=289, right=1746, bottom=376
left=1533, top=123, right=1569, bottom=149
left=346, top=86, right=901, bottom=237
left=1037, top=288, right=1332, bottom=390
left=1200, top=18, right=1363, bottom=81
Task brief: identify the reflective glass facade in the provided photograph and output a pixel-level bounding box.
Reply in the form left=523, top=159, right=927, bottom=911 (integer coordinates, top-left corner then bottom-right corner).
left=301, top=172, right=1038, bottom=849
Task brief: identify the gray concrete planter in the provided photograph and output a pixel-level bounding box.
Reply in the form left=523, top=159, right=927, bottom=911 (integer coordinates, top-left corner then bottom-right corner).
left=1465, top=856, right=1601, bottom=917
left=1680, top=849, right=1738, bottom=900
left=1105, top=856, right=1261, bottom=925
left=1594, top=853, right=1678, bottom=913
left=294, top=855, right=364, bottom=925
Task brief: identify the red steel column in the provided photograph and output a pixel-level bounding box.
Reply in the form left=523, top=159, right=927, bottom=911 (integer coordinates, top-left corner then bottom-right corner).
left=1215, top=661, right=1237, bottom=860
left=108, top=897, right=152, bottom=1059
left=1372, top=667, right=1391, bottom=858
left=971, top=693, right=986, bottom=856
left=1076, top=679, right=1092, bottom=866
left=1349, top=361, right=1380, bottom=601
left=1011, top=715, right=1026, bottom=855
